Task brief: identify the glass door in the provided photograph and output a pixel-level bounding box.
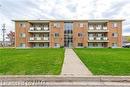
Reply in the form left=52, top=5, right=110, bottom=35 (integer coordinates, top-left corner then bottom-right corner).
left=64, top=22, right=73, bottom=47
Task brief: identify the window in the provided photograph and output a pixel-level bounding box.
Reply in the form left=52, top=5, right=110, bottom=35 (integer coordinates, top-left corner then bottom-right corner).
left=78, top=43, right=83, bottom=47
left=112, top=43, right=117, bottom=47
left=64, top=22, right=73, bottom=30
left=112, top=32, right=118, bottom=37
left=96, top=25, right=102, bottom=30
left=80, top=23, right=84, bottom=27
left=78, top=33, right=83, bottom=37
left=97, top=24, right=102, bottom=27
left=43, top=34, right=49, bottom=37
left=54, top=33, right=59, bottom=37
left=44, top=43, right=49, bottom=47
left=55, top=43, right=60, bottom=48
left=97, top=34, right=102, bottom=37
left=88, top=34, right=93, bottom=37
left=112, top=22, right=118, bottom=28
left=89, top=24, right=94, bottom=30
left=20, top=33, right=26, bottom=38
left=88, top=43, right=93, bottom=47
left=20, top=43, right=25, bottom=47
left=34, top=43, right=40, bottom=47
left=54, top=22, right=60, bottom=28
left=20, top=22, right=26, bottom=27
left=43, top=25, right=49, bottom=30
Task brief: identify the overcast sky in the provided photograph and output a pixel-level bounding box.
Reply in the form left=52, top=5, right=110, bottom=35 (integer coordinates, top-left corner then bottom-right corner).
left=0, top=0, right=130, bottom=40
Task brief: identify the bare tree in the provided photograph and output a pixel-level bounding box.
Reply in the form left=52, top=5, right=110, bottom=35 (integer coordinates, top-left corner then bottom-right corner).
left=7, top=31, right=15, bottom=46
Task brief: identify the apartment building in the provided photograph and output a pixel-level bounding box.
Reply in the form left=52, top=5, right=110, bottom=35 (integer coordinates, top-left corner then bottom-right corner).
left=13, top=19, right=123, bottom=48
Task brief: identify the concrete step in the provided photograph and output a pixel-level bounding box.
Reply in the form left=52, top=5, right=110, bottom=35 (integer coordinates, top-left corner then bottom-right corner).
left=0, top=76, right=130, bottom=87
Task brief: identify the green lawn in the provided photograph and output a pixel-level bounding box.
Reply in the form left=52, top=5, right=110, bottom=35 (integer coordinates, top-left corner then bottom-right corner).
left=0, top=48, right=64, bottom=75
left=74, top=48, right=130, bottom=75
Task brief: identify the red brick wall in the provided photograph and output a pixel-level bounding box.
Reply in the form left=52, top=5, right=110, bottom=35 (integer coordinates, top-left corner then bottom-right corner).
left=108, top=21, right=122, bottom=47
left=73, top=21, right=88, bottom=47
left=50, top=21, right=64, bottom=48
left=15, top=20, right=123, bottom=48
left=15, top=22, right=31, bottom=47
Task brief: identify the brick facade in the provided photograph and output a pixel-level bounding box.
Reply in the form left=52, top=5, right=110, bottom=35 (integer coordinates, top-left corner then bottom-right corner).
left=13, top=19, right=124, bottom=48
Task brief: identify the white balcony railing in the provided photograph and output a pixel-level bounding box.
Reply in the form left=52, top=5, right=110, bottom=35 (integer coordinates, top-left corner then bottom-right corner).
left=89, top=27, right=94, bottom=30
left=44, top=27, right=49, bottom=31
left=30, top=27, right=34, bottom=30
left=96, top=37, right=101, bottom=40
left=29, top=37, right=49, bottom=42
left=103, top=37, right=108, bottom=40
left=36, top=27, right=42, bottom=31
left=96, top=27, right=101, bottom=30
left=89, top=37, right=94, bottom=40
left=30, top=37, right=34, bottom=40
left=36, top=37, right=41, bottom=40
left=44, top=37, right=49, bottom=40
left=29, top=27, right=49, bottom=32
left=88, top=37, right=108, bottom=41
left=103, top=27, right=107, bottom=30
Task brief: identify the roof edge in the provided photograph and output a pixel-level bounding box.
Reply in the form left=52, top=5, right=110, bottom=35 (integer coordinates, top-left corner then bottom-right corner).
left=12, top=19, right=125, bottom=22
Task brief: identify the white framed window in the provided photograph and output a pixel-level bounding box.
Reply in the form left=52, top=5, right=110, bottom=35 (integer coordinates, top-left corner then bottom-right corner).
left=88, top=43, right=94, bottom=47
left=96, top=24, right=102, bottom=30
left=54, top=33, right=59, bottom=37
left=89, top=24, right=94, bottom=30
left=55, top=43, right=60, bottom=48
left=20, top=22, right=26, bottom=27
left=20, top=33, right=26, bottom=38
left=78, top=43, right=83, bottom=47
left=20, top=43, right=25, bottom=47
left=43, top=34, right=49, bottom=37
left=112, top=43, right=117, bottom=48
left=80, top=23, right=84, bottom=27
left=97, top=34, right=102, bottom=37
left=43, top=24, right=49, bottom=30
left=88, top=34, right=94, bottom=37
left=44, top=43, right=49, bottom=48
left=97, top=24, right=102, bottom=27
left=34, top=43, right=40, bottom=47
left=78, top=33, right=83, bottom=37
left=112, top=32, right=118, bottom=37
left=34, top=34, right=40, bottom=37
left=112, top=22, right=118, bottom=28
left=54, top=22, right=60, bottom=28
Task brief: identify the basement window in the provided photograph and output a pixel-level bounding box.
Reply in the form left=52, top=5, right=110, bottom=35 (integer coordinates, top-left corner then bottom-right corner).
left=78, top=43, right=83, bottom=47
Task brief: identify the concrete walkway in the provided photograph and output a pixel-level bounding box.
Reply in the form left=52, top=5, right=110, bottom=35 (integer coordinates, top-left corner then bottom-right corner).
left=61, top=48, right=92, bottom=76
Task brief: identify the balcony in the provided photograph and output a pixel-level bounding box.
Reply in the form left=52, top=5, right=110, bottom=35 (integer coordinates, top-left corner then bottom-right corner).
left=96, top=27, right=101, bottom=30
left=103, top=37, right=108, bottom=40
left=89, top=27, right=94, bottom=30
left=88, top=37, right=94, bottom=40
left=88, top=37, right=109, bottom=42
left=43, top=37, right=49, bottom=41
left=28, top=27, right=49, bottom=33
left=88, top=26, right=109, bottom=32
left=103, top=27, right=107, bottom=30
left=96, top=37, right=101, bottom=40
left=28, top=37, right=49, bottom=42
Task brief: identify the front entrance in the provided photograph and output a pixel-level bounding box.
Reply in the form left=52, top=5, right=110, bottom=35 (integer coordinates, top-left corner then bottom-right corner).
left=64, top=39, right=73, bottom=47
left=64, top=22, right=73, bottom=48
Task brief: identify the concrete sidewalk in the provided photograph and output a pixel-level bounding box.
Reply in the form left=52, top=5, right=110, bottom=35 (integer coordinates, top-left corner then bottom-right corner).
left=1, top=76, right=130, bottom=87
left=61, top=49, right=92, bottom=76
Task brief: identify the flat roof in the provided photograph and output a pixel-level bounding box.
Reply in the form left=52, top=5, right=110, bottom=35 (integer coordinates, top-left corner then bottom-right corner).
left=12, top=19, right=125, bottom=22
